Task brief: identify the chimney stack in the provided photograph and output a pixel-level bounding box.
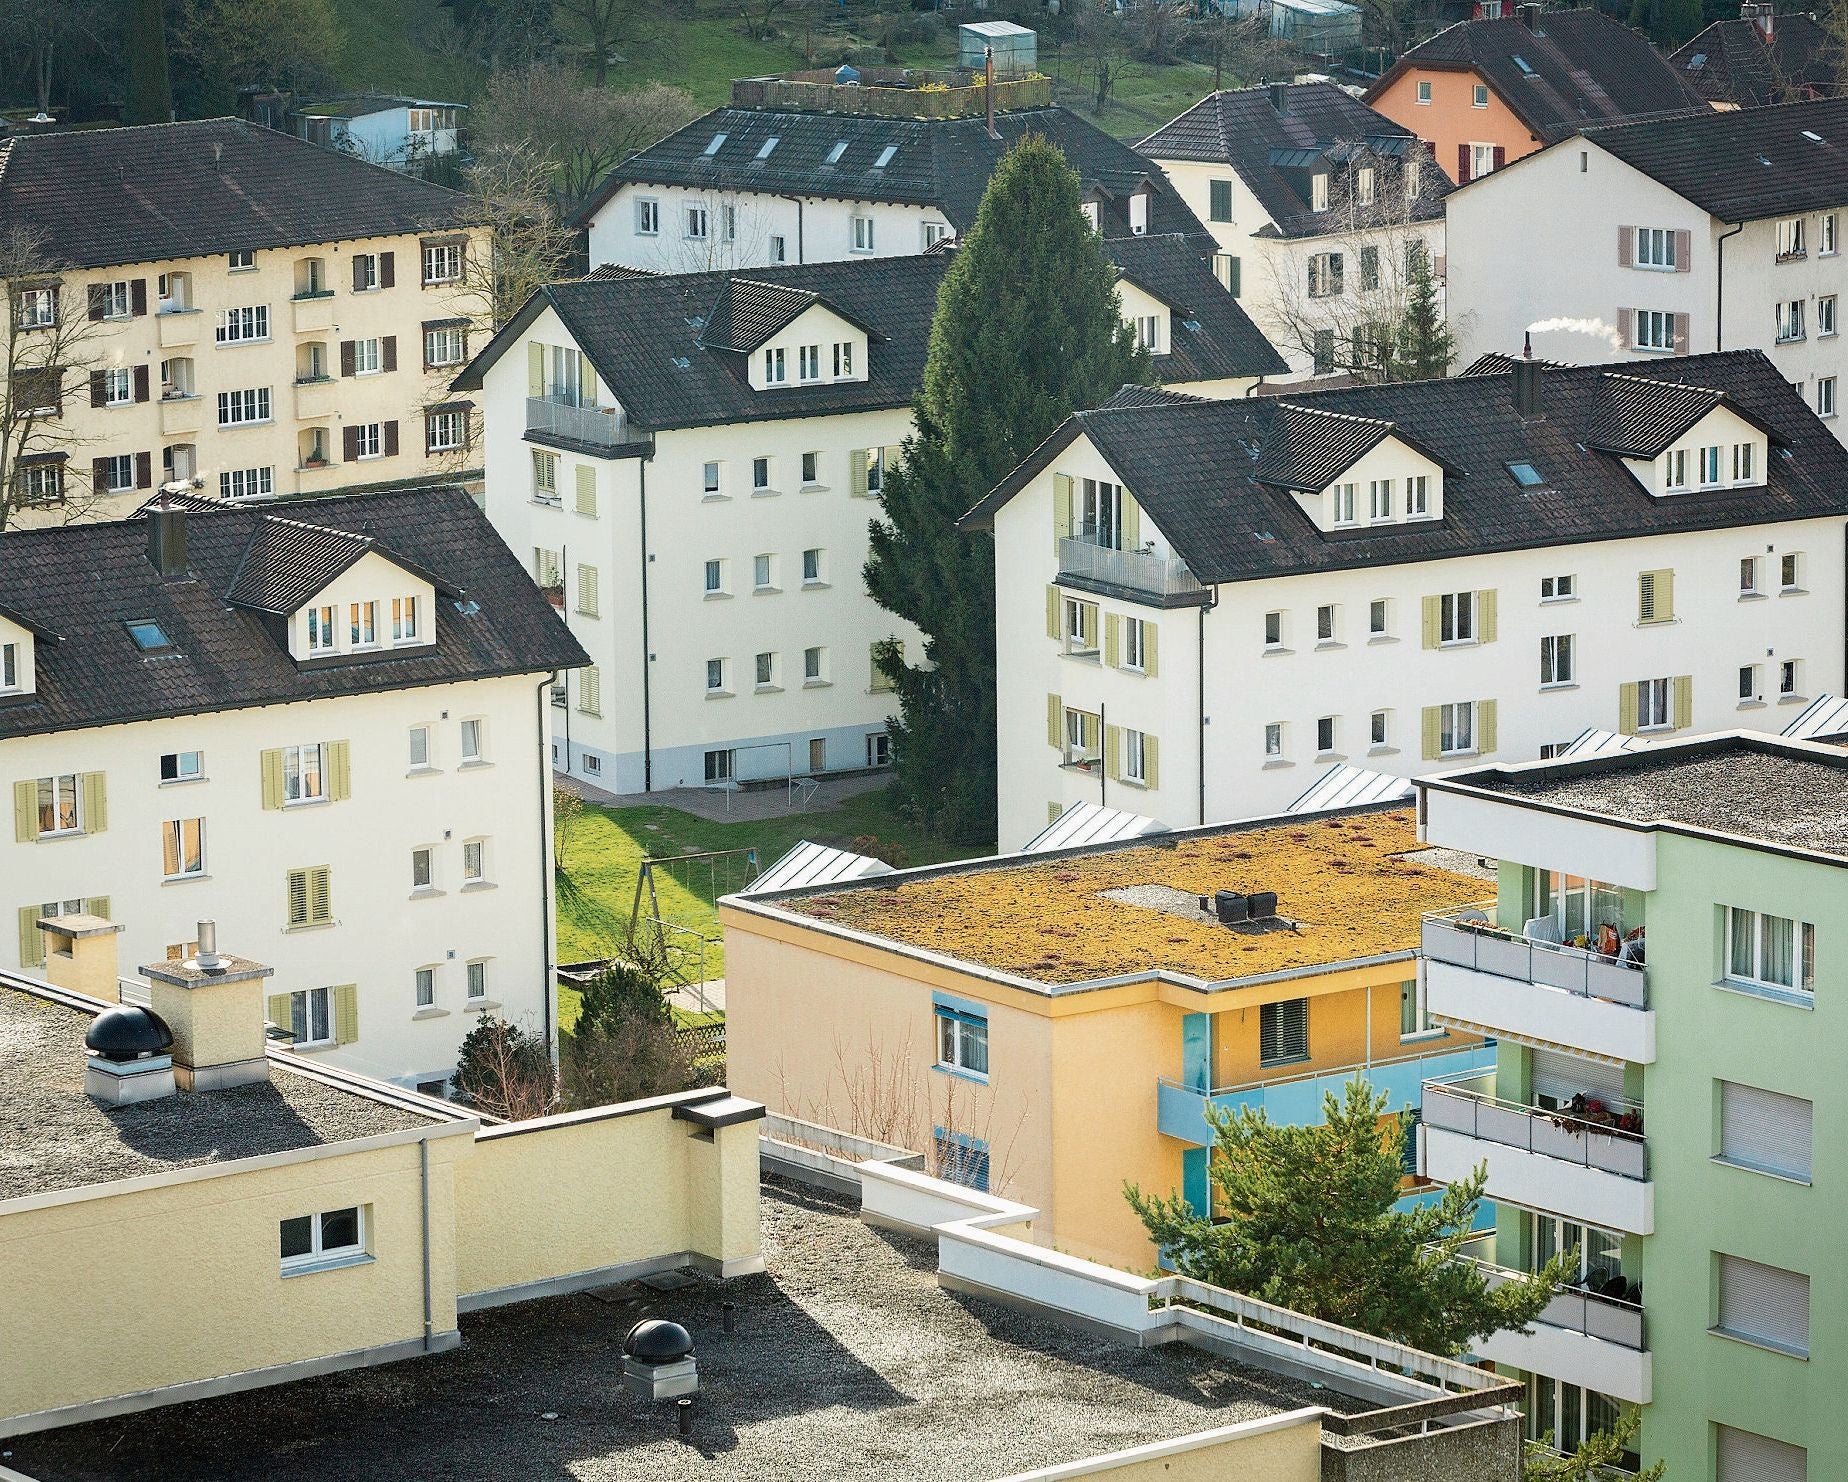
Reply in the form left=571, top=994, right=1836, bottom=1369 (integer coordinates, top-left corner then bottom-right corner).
left=141, top=921, right=275, bottom=1091
left=1512, top=332, right=1543, bottom=417
left=146, top=498, right=188, bottom=579
left=1269, top=82, right=1289, bottom=114
left=986, top=46, right=998, bottom=141
left=1517, top=1, right=1542, bottom=28
left=37, top=911, right=127, bottom=1003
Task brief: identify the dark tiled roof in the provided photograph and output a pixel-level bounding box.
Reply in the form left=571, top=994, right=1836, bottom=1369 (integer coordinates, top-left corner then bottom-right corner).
left=1106, top=234, right=1289, bottom=382
left=1582, top=372, right=1736, bottom=456
left=1370, top=11, right=1707, bottom=142
left=1253, top=404, right=1397, bottom=491
left=1670, top=15, right=1836, bottom=108
left=224, top=518, right=375, bottom=613
left=966, top=351, right=1848, bottom=584
left=698, top=279, right=825, bottom=352
left=1138, top=83, right=1451, bottom=239
left=0, top=119, right=472, bottom=271
left=0, top=489, right=587, bottom=741
left=1581, top=96, right=1848, bottom=221
left=583, top=105, right=1205, bottom=240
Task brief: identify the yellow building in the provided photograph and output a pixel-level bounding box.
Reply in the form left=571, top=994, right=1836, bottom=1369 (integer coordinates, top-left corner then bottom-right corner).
left=0, top=913, right=762, bottom=1438
left=723, top=805, right=1496, bottom=1269
left=0, top=119, right=487, bottom=524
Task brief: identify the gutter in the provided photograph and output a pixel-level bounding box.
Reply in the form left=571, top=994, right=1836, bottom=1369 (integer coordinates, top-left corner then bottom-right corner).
left=1715, top=219, right=1743, bottom=349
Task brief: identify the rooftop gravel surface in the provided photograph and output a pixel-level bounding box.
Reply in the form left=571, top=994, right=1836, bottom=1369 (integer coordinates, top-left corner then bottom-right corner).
left=9, top=1182, right=1363, bottom=1482
left=783, top=809, right=1481, bottom=983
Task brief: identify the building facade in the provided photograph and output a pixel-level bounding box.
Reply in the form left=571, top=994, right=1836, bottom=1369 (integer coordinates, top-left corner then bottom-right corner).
left=0, top=491, right=584, bottom=1088
left=1416, top=733, right=1847, bottom=1479
left=965, top=352, right=1848, bottom=852
left=1446, top=100, right=1848, bottom=441
left=0, top=119, right=486, bottom=526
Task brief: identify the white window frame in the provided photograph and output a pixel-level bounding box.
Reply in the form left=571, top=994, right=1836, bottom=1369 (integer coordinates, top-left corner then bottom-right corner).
left=706, top=658, right=727, bottom=694
left=427, top=409, right=466, bottom=453
left=34, top=773, right=81, bottom=836
left=1330, top=482, right=1356, bottom=525
left=1540, top=633, right=1575, bottom=687
left=935, top=1004, right=989, bottom=1077
left=160, top=817, right=205, bottom=879
left=392, top=595, right=420, bottom=643
left=279, top=1205, right=364, bottom=1272
left=215, top=304, right=270, bottom=344
left=1541, top=574, right=1576, bottom=602
left=1820, top=377, right=1837, bottom=419
left=1724, top=907, right=1814, bottom=996
left=101, top=367, right=133, bottom=407
left=685, top=205, right=709, bottom=241
left=17, top=286, right=57, bottom=329
left=282, top=742, right=326, bottom=804
left=635, top=197, right=660, bottom=236
left=220, top=466, right=274, bottom=501
left=1123, top=618, right=1146, bottom=672
left=422, top=242, right=463, bottom=284
left=216, top=387, right=272, bottom=426
left=466, top=959, right=489, bottom=1001
left=1439, top=701, right=1476, bottom=755
left=1439, top=591, right=1476, bottom=645
left=305, top=605, right=337, bottom=655
left=460, top=718, right=484, bottom=762
left=349, top=600, right=379, bottom=648
left=1122, top=728, right=1149, bottom=785
left=1635, top=227, right=1676, bottom=270
left=1636, top=676, right=1671, bottom=730
left=1264, top=722, right=1284, bottom=758
left=1634, top=309, right=1674, bottom=351
left=287, top=985, right=334, bottom=1047
left=852, top=215, right=875, bottom=252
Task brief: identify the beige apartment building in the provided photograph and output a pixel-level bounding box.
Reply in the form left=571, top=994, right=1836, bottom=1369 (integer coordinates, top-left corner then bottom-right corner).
left=0, top=119, right=486, bottom=524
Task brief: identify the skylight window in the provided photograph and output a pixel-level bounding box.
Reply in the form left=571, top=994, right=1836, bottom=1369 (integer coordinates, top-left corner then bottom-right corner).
left=1506, top=461, right=1545, bottom=488
left=126, top=619, right=174, bottom=652
left=825, top=140, right=848, bottom=165
left=1803, top=130, right=1824, bottom=143
left=873, top=144, right=898, bottom=168
left=756, top=136, right=780, bottom=159
left=703, top=132, right=728, bottom=157
left=1512, top=55, right=1534, bottom=74
left=1688, top=52, right=1706, bottom=68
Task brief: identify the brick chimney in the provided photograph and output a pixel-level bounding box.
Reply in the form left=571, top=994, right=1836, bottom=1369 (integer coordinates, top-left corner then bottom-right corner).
left=1512, top=332, right=1544, bottom=417
left=38, top=912, right=127, bottom=1003
left=140, top=921, right=275, bottom=1091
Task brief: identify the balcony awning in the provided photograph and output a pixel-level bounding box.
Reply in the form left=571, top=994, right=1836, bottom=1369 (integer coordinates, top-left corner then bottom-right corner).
left=1430, top=1013, right=1627, bottom=1069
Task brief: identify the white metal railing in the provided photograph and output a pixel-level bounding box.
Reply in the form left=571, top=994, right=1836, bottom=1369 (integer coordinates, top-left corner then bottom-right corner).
left=1455, top=1244, right=1645, bottom=1350
left=1424, top=905, right=1647, bottom=1009
left=1057, top=536, right=1204, bottom=600
left=525, top=396, right=630, bottom=446
left=1424, top=1072, right=1648, bottom=1181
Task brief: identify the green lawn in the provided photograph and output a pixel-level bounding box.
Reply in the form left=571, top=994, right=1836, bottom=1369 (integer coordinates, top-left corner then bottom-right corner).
left=329, top=0, right=486, bottom=101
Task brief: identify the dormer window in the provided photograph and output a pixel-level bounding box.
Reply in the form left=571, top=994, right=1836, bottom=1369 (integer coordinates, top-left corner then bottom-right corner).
left=1406, top=475, right=1430, bottom=517
left=350, top=601, right=379, bottom=647
left=763, top=347, right=787, bottom=384
left=1735, top=442, right=1756, bottom=482
left=1129, top=191, right=1149, bottom=235
left=0, top=641, right=17, bottom=691
left=833, top=342, right=854, bottom=378
left=1330, top=482, right=1356, bottom=525
left=1082, top=201, right=1099, bottom=232
left=392, top=595, right=421, bottom=643
left=1311, top=174, right=1329, bottom=212
left=306, top=605, right=337, bottom=654
left=798, top=345, right=820, bottom=382
left=1356, top=167, right=1375, bottom=205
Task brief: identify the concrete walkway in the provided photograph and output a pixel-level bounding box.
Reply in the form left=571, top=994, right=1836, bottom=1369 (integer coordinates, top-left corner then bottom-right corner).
left=555, top=769, right=891, bottom=823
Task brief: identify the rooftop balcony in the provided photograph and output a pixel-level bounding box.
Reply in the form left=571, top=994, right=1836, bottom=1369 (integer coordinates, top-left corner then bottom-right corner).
left=1422, top=1072, right=1652, bottom=1235
left=525, top=396, right=634, bottom=449
left=1422, top=906, right=1653, bottom=1063
left=1057, top=536, right=1207, bottom=606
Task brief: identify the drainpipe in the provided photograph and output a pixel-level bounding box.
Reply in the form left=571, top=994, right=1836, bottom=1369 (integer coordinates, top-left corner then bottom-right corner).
left=419, top=1136, right=434, bottom=1351
left=536, top=672, right=556, bottom=1056
left=1715, top=221, right=1743, bottom=350
left=1197, top=593, right=1216, bottom=826
left=777, top=195, right=805, bottom=264
left=639, top=449, right=656, bottom=792
left=1099, top=700, right=1107, bottom=809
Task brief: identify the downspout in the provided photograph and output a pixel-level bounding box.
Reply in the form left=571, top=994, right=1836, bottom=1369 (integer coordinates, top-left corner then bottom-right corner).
left=536, top=673, right=555, bottom=1056
left=419, top=1136, right=434, bottom=1351
left=1197, top=594, right=1215, bottom=826
left=639, top=449, right=655, bottom=791
left=778, top=195, right=805, bottom=264
left=1099, top=701, right=1107, bottom=809
left=1715, top=221, right=1743, bottom=350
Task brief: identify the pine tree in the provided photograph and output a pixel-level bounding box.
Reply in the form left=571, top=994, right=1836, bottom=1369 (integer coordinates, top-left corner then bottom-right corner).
left=124, top=0, right=173, bottom=126
left=1126, top=1079, right=1571, bottom=1356
left=1524, top=1407, right=1665, bottom=1480
left=865, top=134, right=1150, bottom=844
left=1390, top=242, right=1454, bottom=381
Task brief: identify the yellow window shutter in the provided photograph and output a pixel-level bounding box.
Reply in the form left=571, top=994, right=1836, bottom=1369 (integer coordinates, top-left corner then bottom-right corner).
left=287, top=868, right=308, bottom=927
left=1046, top=585, right=1061, bottom=640
left=1052, top=473, right=1073, bottom=556
left=883, top=444, right=902, bottom=476
left=1049, top=801, right=1063, bottom=824
left=1421, top=596, right=1440, bottom=649
left=260, top=748, right=284, bottom=810
left=579, top=351, right=596, bottom=402
left=1144, top=734, right=1161, bottom=789
left=1639, top=569, right=1674, bottom=623
left=575, top=464, right=597, bottom=516
left=1104, top=613, right=1121, bottom=667
left=1104, top=723, right=1122, bottom=779
left=1144, top=622, right=1160, bottom=678
left=324, top=741, right=351, bottom=801
left=1048, top=693, right=1064, bottom=749
left=17, top=905, right=43, bottom=968
left=577, top=563, right=598, bottom=616
left=1618, top=681, right=1640, bottom=736
left=1421, top=706, right=1441, bottom=760
left=1673, top=675, right=1693, bottom=729
left=1477, top=590, right=1498, bottom=644
left=1478, top=699, right=1498, bottom=754
left=267, top=992, right=291, bottom=1029
left=82, top=895, right=110, bottom=923
left=581, top=666, right=601, bottom=715
left=1122, top=493, right=1141, bottom=549
left=310, top=866, right=332, bottom=924
left=850, top=449, right=869, bottom=498
left=80, top=772, right=106, bottom=833
left=333, top=983, right=359, bottom=1045
left=527, top=342, right=544, bottom=397
left=1658, top=568, right=1675, bottom=621
left=13, top=780, right=36, bottom=842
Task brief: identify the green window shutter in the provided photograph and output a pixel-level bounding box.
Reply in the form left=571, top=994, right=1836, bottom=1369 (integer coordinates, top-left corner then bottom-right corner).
left=82, top=896, right=110, bottom=922
left=1478, top=699, right=1498, bottom=754
left=1104, top=613, right=1121, bottom=667
left=1673, top=675, right=1693, bottom=729
left=1421, top=706, right=1441, bottom=760
left=79, top=772, right=106, bottom=834
left=13, top=780, right=36, bottom=842
left=332, top=983, right=359, bottom=1045
left=1049, top=801, right=1063, bottom=824
left=1477, top=589, right=1498, bottom=644
left=579, top=351, right=596, bottom=402
left=1048, top=693, right=1063, bottom=749
left=1122, top=494, right=1141, bottom=549
left=849, top=449, right=869, bottom=498
left=260, top=749, right=284, bottom=811
left=1046, top=585, right=1061, bottom=640
left=1104, top=723, right=1122, bottom=780
left=18, top=905, right=44, bottom=968
left=527, top=342, right=544, bottom=397
left=1052, top=473, right=1073, bottom=556
left=267, top=992, right=291, bottom=1029
left=575, top=464, right=597, bottom=516
left=1144, top=622, right=1160, bottom=678
left=1618, top=682, right=1640, bottom=736
left=1229, top=257, right=1241, bottom=297
left=1421, top=596, right=1440, bottom=649
left=310, top=866, right=332, bottom=925
left=325, top=740, right=351, bottom=801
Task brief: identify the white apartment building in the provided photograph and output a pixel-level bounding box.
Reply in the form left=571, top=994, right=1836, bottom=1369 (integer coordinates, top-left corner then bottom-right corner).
left=457, top=247, right=1281, bottom=795
left=1140, top=83, right=1452, bottom=380
left=1448, top=99, right=1848, bottom=441
left=0, top=490, right=585, bottom=1089
left=964, top=351, right=1848, bottom=850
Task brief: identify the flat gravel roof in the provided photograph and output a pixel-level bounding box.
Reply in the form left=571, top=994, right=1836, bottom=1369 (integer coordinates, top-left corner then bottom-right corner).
left=1473, top=745, right=1848, bottom=857
left=0, top=984, right=432, bottom=1202
left=9, top=1182, right=1363, bottom=1481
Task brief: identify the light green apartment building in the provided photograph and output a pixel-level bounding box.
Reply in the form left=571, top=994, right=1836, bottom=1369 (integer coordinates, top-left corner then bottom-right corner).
left=1413, top=733, right=1833, bottom=1481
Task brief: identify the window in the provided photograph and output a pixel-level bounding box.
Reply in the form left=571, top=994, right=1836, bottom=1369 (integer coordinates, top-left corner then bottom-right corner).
left=1080, top=478, right=1123, bottom=547
left=351, top=423, right=382, bottom=460
left=579, top=666, right=602, bottom=715
left=1370, top=710, right=1389, bottom=747
left=279, top=1206, right=363, bottom=1271
left=1330, top=482, right=1356, bottom=525
left=1308, top=253, right=1344, bottom=298
left=1698, top=445, right=1724, bottom=486
left=1780, top=659, right=1800, bottom=697
left=227, top=249, right=256, bottom=272
left=870, top=641, right=898, bottom=693
left=1359, top=245, right=1380, bottom=294
left=802, top=548, right=823, bottom=583
left=466, top=961, right=488, bottom=1001
left=1716, top=1426, right=1807, bottom=1482
left=704, top=749, right=734, bottom=783
left=1310, top=174, right=1329, bottom=212
left=922, top=222, right=948, bottom=249
left=1405, top=475, right=1429, bottom=518
left=1368, top=478, right=1392, bottom=521
left=427, top=409, right=466, bottom=453
left=97, top=455, right=135, bottom=492
left=1316, top=604, right=1337, bottom=643
left=804, top=646, right=825, bottom=683
left=1819, top=296, right=1837, bottom=337
left=16, top=462, right=63, bottom=506
left=1064, top=597, right=1098, bottom=656
left=1264, top=722, right=1284, bottom=758
left=282, top=743, right=326, bottom=804
left=1439, top=591, right=1476, bottom=644
left=1718, top=1081, right=1812, bottom=1182
left=422, top=242, right=463, bottom=284
left=305, top=606, right=336, bottom=654
left=1740, top=663, right=1761, bottom=702
left=425, top=326, right=466, bottom=367
left=392, top=596, right=420, bottom=643
left=1634, top=309, right=1674, bottom=351
left=1740, top=556, right=1761, bottom=595
left=99, top=367, right=133, bottom=407
left=685, top=205, right=708, bottom=241
left=703, top=461, right=722, bottom=497
left=216, top=387, right=272, bottom=426
left=215, top=305, right=269, bottom=344
left=1638, top=569, right=1673, bottom=622
left=352, top=253, right=380, bottom=291
left=575, top=563, right=598, bottom=617
left=706, top=658, right=727, bottom=693
left=636, top=198, right=660, bottom=235
left=755, top=651, right=776, bottom=687
left=1439, top=701, right=1475, bottom=755
left=801, top=451, right=820, bottom=486
left=753, top=456, right=771, bottom=492
left=462, top=839, right=486, bottom=883
left=1355, top=167, right=1375, bottom=206
left=1663, top=448, right=1689, bottom=489
left=1123, top=617, right=1147, bottom=671
left=1316, top=716, right=1336, bottom=754
left=1540, top=634, right=1575, bottom=686
left=935, top=1002, right=989, bottom=1076
left=161, top=818, right=205, bottom=879
left=753, top=553, right=773, bottom=589
left=1635, top=675, right=1671, bottom=729
left=1063, top=706, right=1100, bottom=769
left=1208, top=179, right=1234, bottom=222
left=1122, top=727, right=1149, bottom=784
left=1824, top=213, right=1839, bottom=255
left=220, top=466, right=274, bottom=501
left=1416, top=80, right=1432, bottom=103
left=0, top=641, right=15, bottom=692
left=1264, top=611, right=1285, bottom=649
left=1134, top=314, right=1160, bottom=352
left=157, top=750, right=202, bottom=784
left=415, top=967, right=436, bottom=1006
left=935, top=1130, right=991, bottom=1191
left=704, top=558, right=725, bottom=595
left=1259, top=999, right=1309, bottom=1066
left=762, top=347, right=786, bottom=384
left=1819, top=377, right=1837, bottom=418
left=347, top=601, right=378, bottom=648
left=409, top=725, right=431, bottom=769
left=16, top=286, right=57, bottom=329
left=1776, top=217, right=1806, bottom=259
left=285, top=984, right=333, bottom=1042
left=833, top=342, right=853, bottom=378
left=852, top=216, right=875, bottom=252
left=1635, top=228, right=1676, bottom=269
left=1777, top=300, right=1805, bottom=342
left=532, top=449, right=559, bottom=501
left=1368, top=599, right=1388, bottom=637
left=769, top=234, right=787, bottom=262
left=34, top=774, right=80, bottom=836
left=1400, top=978, right=1434, bottom=1038
left=867, top=732, right=892, bottom=767
left=1781, top=552, right=1801, bottom=589
left=1715, top=1254, right=1809, bottom=1356
left=1507, top=461, right=1544, bottom=488
left=460, top=718, right=483, bottom=762
left=798, top=344, right=820, bottom=381
left=1471, top=142, right=1497, bottom=178
left=1472, top=83, right=1489, bottom=107
left=1540, top=574, right=1575, bottom=601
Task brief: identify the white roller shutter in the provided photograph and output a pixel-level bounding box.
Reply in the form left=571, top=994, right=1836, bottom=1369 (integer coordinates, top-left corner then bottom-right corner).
left=1717, top=1425, right=1806, bottom=1482
left=1532, top=1048, right=1627, bottom=1105
left=1717, top=1255, right=1809, bottom=1356
left=1720, top=1081, right=1812, bottom=1181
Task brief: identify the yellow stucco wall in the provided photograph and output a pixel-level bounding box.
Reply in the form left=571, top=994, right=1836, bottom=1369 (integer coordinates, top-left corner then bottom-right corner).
left=995, top=1414, right=1323, bottom=1480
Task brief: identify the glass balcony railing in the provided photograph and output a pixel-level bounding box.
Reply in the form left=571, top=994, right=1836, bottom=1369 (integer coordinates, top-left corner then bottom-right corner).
left=525, top=396, right=632, bottom=447
left=1057, top=536, right=1205, bottom=602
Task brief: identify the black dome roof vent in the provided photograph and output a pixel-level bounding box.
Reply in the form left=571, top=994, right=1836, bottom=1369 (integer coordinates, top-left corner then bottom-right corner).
left=624, top=1319, right=695, bottom=1365
left=85, top=1004, right=175, bottom=1062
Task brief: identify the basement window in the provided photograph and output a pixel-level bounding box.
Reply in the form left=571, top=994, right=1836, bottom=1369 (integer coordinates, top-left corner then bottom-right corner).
left=126, top=619, right=175, bottom=653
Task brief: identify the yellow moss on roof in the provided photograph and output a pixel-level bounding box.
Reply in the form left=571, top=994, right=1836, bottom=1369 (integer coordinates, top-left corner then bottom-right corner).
left=789, top=811, right=1480, bottom=984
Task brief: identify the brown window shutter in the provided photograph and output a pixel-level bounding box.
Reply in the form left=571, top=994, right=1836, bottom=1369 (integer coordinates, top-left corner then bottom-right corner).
left=339, top=340, right=356, bottom=377
left=1617, top=307, right=1633, bottom=346
left=352, top=255, right=367, bottom=292
left=91, top=457, right=108, bottom=490
left=131, top=279, right=148, bottom=315
left=382, top=335, right=397, bottom=372
left=89, top=372, right=106, bottom=408
left=1673, top=312, right=1690, bottom=355
left=1456, top=144, right=1471, bottom=184
left=383, top=420, right=399, bottom=457
left=460, top=329, right=470, bottom=359
left=135, top=451, right=152, bottom=489
left=133, top=365, right=149, bottom=402
left=1618, top=227, right=1632, bottom=267
left=87, top=285, right=105, bottom=321
left=342, top=425, right=359, bottom=461
left=1674, top=229, right=1691, bottom=271
left=1492, top=145, right=1506, bottom=169
left=380, top=252, right=395, bottom=288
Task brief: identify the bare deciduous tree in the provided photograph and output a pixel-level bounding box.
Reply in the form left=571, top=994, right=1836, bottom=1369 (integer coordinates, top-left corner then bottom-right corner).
left=453, top=1014, right=557, bottom=1120
left=443, top=142, right=575, bottom=332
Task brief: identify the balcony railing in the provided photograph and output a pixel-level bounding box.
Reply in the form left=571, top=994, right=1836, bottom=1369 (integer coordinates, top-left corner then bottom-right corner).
left=1455, top=1242, right=1646, bottom=1350
left=1423, top=905, right=1647, bottom=1009
left=526, top=396, right=631, bottom=447
left=1057, top=536, right=1205, bottom=602
left=1424, top=1073, right=1648, bottom=1181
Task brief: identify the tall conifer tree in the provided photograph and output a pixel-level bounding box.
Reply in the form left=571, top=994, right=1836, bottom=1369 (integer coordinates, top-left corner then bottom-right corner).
left=866, top=134, right=1149, bottom=843
left=125, top=0, right=173, bottom=125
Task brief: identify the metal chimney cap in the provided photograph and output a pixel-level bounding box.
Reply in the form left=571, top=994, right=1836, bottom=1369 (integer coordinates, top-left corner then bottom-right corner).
left=625, top=1320, right=696, bottom=1364
left=85, top=1004, right=176, bottom=1062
